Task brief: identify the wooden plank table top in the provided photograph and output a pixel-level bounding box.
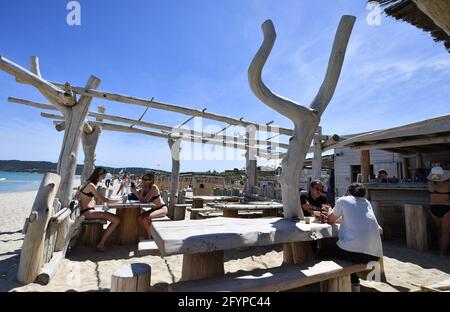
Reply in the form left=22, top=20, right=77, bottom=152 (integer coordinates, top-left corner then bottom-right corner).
left=183, top=196, right=242, bottom=202
left=209, top=203, right=284, bottom=210
left=105, top=201, right=157, bottom=210
left=152, top=217, right=338, bottom=282
left=151, top=217, right=339, bottom=256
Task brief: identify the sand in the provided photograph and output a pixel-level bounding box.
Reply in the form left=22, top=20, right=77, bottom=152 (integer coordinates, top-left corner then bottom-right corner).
left=0, top=190, right=448, bottom=292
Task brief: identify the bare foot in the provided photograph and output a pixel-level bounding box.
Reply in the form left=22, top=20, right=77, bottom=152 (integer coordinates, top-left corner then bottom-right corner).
left=96, top=244, right=107, bottom=252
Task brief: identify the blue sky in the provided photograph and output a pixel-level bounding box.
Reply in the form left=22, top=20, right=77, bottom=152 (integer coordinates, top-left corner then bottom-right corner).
left=0, top=0, right=449, bottom=172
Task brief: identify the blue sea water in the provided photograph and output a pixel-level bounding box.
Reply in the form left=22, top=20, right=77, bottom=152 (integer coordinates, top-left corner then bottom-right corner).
left=0, top=171, right=82, bottom=193
left=0, top=171, right=45, bottom=193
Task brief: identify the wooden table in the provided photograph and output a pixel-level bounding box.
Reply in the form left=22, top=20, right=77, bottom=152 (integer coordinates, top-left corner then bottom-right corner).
left=184, top=195, right=242, bottom=203
left=209, top=203, right=284, bottom=218
left=106, top=201, right=156, bottom=245
left=151, top=217, right=339, bottom=281
left=186, top=196, right=243, bottom=219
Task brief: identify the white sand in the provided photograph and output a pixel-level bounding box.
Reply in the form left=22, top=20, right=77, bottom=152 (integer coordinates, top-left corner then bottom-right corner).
left=0, top=190, right=448, bottom=292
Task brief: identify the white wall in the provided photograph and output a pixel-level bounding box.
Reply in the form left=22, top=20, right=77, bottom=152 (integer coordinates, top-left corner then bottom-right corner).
left=334, top=147, right=401, bottom=197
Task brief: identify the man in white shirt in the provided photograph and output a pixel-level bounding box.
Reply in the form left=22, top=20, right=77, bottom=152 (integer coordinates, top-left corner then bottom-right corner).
left=325, top=183, right=383, bottom=290
left=105, top=172, right=112, bottom=188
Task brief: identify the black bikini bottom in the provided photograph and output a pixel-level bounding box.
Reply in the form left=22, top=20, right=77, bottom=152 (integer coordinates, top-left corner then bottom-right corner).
left=143, top=205, right=167, bottom=215
left=430, top=205, right=450, bottom=218
left=80, top=207, right=95, bottom=215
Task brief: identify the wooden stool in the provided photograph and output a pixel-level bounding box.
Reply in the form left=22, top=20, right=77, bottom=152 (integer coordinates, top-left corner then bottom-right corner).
left=79, top=219, right=106, bottom=248
left=111, top=263, right=151, bottom=292
left=174, top=204, right=189, bottom=220
left=190, top=199, right=204, bottom=220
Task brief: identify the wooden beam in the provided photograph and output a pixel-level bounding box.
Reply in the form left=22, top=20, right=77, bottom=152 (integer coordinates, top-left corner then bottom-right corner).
left=412, top=0, right=450, bottom=37
left=361, top=150, right=371, bottom=183
left=41, top=112, right=92, bottom=136
left=9, top=96, right=57, bottom=111
left=0, top=56, right=75, bottom=107
left=49, top=81, right=294, bottom=136
left=41, top=113, right=287, bottom=158
left=339, top=115, right=450, bottom=148
left=353, top=136, right=450, bottom=151
left=91, top=121, right=284, bottom=159
left=12, top=97, right=290, bottom=150
left=88, top=111, right=290, bottom=149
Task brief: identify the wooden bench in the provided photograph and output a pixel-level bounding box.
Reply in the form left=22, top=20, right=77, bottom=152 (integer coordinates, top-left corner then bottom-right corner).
left=174, top=204, right=191, bottom=221
left=187, top=207, right=218, bottom=219
left=138, top=216, right=172, bottom=255
left=198, top=211, right=223, bottom=219
left=169, top=260, right=368, bottom=292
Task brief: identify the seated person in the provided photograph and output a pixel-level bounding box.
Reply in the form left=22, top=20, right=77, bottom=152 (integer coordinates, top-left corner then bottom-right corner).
left=131, top=172, right=168, bottom=240
left=427, top=166, right=450, bottom=256
left=76, top=167, right=123, bottom=251
left=325, top=183, right=383, bottom=291
left=300, top=180, right=330, bottom=217
left=414, top=168, right=427, bottom=183
left=377, top=169, right=388, bottom=183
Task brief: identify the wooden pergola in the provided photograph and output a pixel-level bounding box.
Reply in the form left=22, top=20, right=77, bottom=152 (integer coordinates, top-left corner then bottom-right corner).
left=0, top=14, right=355, bottom=284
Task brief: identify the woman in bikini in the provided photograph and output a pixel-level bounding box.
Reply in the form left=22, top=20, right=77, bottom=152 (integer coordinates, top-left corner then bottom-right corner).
left=76, top=167, right=122, bottom=251
left=116, top=172, right=131, bottom=196
left=427, top=166, right=450, bottom=256
left=131, top=172, right=168, bottom=240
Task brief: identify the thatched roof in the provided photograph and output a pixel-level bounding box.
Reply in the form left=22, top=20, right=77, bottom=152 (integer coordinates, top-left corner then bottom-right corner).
left=372, top=0, right=450, bottom=51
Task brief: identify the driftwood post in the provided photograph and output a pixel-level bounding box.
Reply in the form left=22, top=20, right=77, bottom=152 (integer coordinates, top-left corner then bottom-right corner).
left=361, top=150, right=371, bottom=183
left=0, top=55, right=101, bottom=208
left=312, top=126, right=322, bottom=181
left=56, top=76, right=101, bottom=208
left=81, top=105, right=105, bottom=184
left=248, top=16, right=355, bottom=219
left=168, top=138, right=181, bottom=219
left=245, top=126, right=258, bottom=194
left=248, top=17, right=355, bottom=263
left=17, top=173, right=60, bottom=284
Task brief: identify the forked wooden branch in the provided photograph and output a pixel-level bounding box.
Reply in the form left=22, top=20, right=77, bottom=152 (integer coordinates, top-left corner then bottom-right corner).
left=248, top=16, right=355, bottom=218
left=0, top=56, right=75, bottom=110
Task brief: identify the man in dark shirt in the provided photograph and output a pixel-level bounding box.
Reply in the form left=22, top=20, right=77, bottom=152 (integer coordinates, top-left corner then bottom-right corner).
left=300, top=180, right=330, bottom=216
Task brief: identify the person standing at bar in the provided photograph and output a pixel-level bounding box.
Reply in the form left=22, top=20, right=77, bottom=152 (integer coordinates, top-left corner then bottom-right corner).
left=427, top=166, right=450, bottom=256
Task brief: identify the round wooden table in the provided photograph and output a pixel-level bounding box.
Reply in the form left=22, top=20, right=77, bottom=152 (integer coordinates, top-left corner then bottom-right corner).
left=106, top=201, right=156, bottom=245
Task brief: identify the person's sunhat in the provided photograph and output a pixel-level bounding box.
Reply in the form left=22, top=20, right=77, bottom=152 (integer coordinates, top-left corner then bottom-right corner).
left=427, top=166, right=450, bottom=182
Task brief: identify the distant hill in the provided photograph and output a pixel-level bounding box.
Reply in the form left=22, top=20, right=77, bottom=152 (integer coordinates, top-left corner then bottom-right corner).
left=0, top=160, right=243, bottom=176
left=0, top=160, right=170, bottom=175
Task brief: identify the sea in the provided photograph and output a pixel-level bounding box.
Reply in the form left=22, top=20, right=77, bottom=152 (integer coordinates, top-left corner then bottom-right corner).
left=0, top=171, right=80, bottom=193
